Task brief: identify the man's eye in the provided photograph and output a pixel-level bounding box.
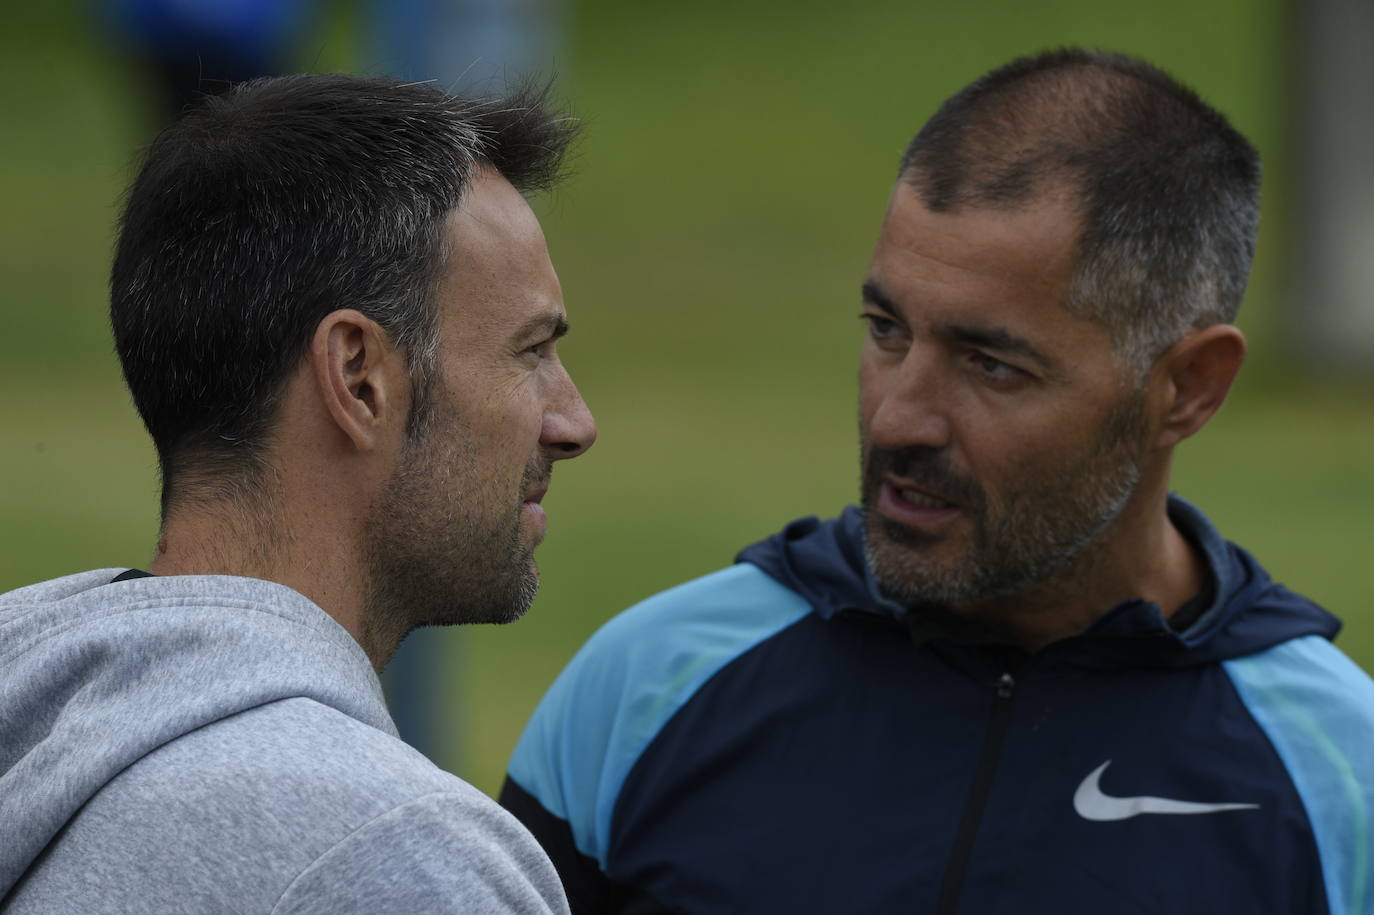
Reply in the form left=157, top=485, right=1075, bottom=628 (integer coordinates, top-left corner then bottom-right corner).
left=971, top=352, right=1024, bottom=381
left=860, top=313, right=899, bottom=339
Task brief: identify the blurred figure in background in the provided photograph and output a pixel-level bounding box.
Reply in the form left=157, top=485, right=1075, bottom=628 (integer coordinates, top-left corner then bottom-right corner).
left=369, top=0, right=562, bottom=92
left=0, top=74, right=591, bottom=913
left=99, top=0, right=317, bottom=120
left=500, top=48, right=1374, bottom=914
left=98, top=0, right=562, bottom=121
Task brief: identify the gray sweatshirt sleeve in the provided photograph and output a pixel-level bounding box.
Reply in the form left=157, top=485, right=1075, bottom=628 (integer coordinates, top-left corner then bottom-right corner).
left=271, top=792, right=571, bottom=914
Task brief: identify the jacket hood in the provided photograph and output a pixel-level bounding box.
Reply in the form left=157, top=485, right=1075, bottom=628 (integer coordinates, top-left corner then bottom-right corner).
left=0, top=570, right=393, bottom=898
left=736, top=496, right=1340, bottom=667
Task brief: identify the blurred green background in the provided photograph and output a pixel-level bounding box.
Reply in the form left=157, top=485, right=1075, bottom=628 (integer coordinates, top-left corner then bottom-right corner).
left=2, top=1, right=1370, bottom=796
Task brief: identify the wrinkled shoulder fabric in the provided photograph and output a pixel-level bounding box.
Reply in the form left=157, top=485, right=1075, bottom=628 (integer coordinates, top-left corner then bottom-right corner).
left=0, top=570, right=569, bottom=914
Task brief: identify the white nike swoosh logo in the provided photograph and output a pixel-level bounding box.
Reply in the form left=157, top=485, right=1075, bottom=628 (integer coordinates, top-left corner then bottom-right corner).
left=1073, top=761, right=1260, bottom=822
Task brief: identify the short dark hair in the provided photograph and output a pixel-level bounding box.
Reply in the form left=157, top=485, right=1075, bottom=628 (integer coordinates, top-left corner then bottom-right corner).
left=111, top=74, right=575, bottom=517
left=900, top=48, right=1261, bottom=370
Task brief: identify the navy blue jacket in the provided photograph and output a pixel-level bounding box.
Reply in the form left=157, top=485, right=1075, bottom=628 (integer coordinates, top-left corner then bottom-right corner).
left=502, top=498, right=1374, bottom=914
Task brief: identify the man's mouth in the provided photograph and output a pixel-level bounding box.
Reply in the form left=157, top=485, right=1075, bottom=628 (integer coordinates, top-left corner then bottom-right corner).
left=876, top=476, right=961, bottom=529
left=521, top=480, right=551, bottom=542
left=893, top=485, right=957, bottom=510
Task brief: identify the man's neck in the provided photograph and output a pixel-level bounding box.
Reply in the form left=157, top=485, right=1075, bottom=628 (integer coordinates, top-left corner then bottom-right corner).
left=149, top=496, right=283, bottom=578
left=150, top=501, right=381, bottom=668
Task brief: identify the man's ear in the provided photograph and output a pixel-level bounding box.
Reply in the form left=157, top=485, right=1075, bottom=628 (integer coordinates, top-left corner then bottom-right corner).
left=1151, top=324, right=1246, bottom=449
left=310, top=310, right=405, bottom=452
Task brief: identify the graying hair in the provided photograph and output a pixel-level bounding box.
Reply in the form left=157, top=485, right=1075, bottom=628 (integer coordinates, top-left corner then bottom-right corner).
left=900, top=48, right=1260, bottom=374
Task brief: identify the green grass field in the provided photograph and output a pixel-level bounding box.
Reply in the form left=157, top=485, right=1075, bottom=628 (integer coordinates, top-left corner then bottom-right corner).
left=3, top=0, right=1370, bottom=796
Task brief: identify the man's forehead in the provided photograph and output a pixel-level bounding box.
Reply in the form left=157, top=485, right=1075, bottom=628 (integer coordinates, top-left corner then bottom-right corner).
left=881, top=184, right=1082, bottom=304
left=879, top=181, right=1082, bottom=264
left=867, top=183, right=1117, bottom=364
left=432, top=166, right=564, bottom=342
left=447, top=167, right=544, bottom=254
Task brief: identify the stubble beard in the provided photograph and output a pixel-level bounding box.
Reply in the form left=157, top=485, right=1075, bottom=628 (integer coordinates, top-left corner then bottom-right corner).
left=362, top=396, right=545, bottom=661
left=861, top=390, right=1147, bottom=611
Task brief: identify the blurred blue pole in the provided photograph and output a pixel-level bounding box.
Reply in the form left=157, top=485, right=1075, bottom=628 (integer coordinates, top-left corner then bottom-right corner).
left=374, top=0, right=563, bottom=773
left=383, top=630, right=452, bottom=765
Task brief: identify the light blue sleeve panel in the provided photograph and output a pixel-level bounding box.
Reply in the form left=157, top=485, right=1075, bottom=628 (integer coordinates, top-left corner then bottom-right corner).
left=1225, top=636, right=1374, bottom=915
left=506, top=564, right=812, bottom=868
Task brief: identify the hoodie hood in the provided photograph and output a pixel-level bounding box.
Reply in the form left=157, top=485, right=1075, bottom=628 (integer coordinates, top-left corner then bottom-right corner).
left=0, top=570, right=393, bottom=898
left=736, top=496, right=1340, bottom=667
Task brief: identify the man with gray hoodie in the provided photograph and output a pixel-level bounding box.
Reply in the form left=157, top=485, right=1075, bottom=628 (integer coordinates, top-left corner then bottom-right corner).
left=0, top=74, right=594, bottom=913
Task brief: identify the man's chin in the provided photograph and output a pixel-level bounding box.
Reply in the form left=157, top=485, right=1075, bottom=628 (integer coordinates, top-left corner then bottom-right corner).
left=875, top=515, right=949, bottom=550
left=494, top=555, right=541, bottom=623
left=865, top=530, right=973, bottom=608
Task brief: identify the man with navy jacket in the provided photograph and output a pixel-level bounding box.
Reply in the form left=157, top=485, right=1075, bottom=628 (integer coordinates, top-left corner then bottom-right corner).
left=501, top=49, right=1374, bottom=914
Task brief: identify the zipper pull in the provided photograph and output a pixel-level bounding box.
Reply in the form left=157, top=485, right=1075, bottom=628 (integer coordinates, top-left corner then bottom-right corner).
left=996, top=672, right=1015, bottom=699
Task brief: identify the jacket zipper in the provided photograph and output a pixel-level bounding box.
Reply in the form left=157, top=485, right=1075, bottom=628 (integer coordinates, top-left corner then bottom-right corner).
left=934, top=667, right=1022, bottom=915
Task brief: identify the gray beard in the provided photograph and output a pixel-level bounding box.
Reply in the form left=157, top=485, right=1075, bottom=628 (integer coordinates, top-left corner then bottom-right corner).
left=861, top=389, right=1146, bottom=609
left=863, top=461, right=1138, bottom=608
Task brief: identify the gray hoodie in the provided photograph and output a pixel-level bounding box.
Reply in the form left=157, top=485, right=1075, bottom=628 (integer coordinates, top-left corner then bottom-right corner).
left=0, top=570, right=570, bottom=914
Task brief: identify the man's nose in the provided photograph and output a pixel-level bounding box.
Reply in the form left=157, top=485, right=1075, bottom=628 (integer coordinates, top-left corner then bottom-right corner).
left=542, top=369, right=597, bottom=460
left=864, top=348, right=953, bottom=453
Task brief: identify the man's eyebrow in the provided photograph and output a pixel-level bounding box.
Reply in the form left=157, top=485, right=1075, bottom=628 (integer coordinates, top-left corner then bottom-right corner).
left=512, top=312, right=569, bottom=343
left=941, top=323, right=1058, bottom=371
left=861, top=281, right=898, bottom=317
